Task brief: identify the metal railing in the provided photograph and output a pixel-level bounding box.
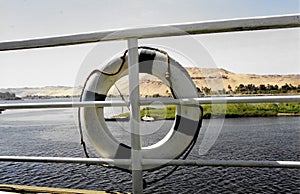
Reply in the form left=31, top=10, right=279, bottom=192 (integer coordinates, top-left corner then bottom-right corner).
left=0, top=14, right=299, bottom=51
left=0, top=14, right=300, bottom=193
left=0, top=95, right=299, bottom=109
left=1, top=156, right=300, bottom=169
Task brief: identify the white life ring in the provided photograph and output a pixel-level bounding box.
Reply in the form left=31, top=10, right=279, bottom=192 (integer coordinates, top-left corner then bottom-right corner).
left=80, top=47, right=202, bottom=170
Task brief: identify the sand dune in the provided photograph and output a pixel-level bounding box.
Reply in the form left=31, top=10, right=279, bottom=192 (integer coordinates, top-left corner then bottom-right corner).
left=139, top=68, right=300, bottom=97
left=187, top=67, right=300, bottom=91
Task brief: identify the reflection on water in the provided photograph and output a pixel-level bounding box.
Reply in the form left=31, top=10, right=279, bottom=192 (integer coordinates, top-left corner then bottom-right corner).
left=0, top=104, right=299, bottom=193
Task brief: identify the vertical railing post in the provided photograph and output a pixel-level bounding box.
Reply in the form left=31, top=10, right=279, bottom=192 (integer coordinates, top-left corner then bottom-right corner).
left=127, top=38, right=143, bottom=193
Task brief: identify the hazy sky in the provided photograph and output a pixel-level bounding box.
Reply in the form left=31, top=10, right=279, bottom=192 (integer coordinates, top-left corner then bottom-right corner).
left=0, top=0, right=299, bottom=88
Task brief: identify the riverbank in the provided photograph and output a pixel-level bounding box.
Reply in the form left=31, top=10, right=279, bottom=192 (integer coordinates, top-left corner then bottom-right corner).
left=113, top=102, right=300, bottom=120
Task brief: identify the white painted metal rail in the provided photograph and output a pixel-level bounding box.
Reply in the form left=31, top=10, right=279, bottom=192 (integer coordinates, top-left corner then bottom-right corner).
left=1, top=156, right=300, bottom=169
left=0, top=14, right=299, bottom=51
left=0, top=96, right=299, bottom=109
left=1, top=14, right=300, bottom=193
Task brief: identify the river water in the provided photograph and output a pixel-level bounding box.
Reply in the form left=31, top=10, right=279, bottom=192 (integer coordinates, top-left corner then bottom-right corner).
left=0, top=102, right=299, bottom=193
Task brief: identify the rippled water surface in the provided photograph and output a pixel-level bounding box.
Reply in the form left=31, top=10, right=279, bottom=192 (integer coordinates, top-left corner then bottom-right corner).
left=0, top=106, right=299, bottom=193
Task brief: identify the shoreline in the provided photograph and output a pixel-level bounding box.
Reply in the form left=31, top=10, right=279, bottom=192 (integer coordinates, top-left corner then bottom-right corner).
left=109, top=102, right=300, bottom=121
left=108, top=113, right=300, bottom=121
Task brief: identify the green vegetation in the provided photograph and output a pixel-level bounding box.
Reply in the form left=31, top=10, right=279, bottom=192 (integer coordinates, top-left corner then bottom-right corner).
left=141, top=106, right=176, bottom=120
left=200, top=83, right=300, bottom=95
left=113, top=106, right=176, bottom=120
left=234, top=83, right=300, bottom=95
left=0, top=92, right=21, bottom=100
left=202, top=103, right=278, bottom=118
left=201, top=102, right=299, bottom=118
left=113, top=102, right=300, bottom=120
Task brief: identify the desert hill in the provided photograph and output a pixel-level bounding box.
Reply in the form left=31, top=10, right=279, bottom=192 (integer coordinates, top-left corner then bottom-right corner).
left=138, top=68, right=300, bottom=97
left=187, top=67, right=300, bottom=91
left=1, top=68, right=299, bottom=98
left=0, top=86, right=81, bottom=98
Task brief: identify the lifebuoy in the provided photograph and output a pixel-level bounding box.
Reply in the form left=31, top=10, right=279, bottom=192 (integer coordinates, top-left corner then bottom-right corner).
left=80, top=47, right=202, bottom=170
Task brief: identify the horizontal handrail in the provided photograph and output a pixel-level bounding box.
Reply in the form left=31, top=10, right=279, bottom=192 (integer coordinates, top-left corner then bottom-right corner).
left=0, top=101, right=127, bottom=109
left=0, top=156, right=130, bottom=166
left=145, top=159, right=300, bottom=169
left=0, top=14, right=299, bottom=51
left=0, top=96, right=299, bottom=109
left=0, top=156, right=299, bottom=169
left=140, top=95, right=300, bottom=105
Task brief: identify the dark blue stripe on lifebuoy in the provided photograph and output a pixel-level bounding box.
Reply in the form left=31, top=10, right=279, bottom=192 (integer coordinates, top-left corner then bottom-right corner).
left=83, top=90, right=106, bottom=101
left=114, top=143, right=131, bottom=159
left=139, top=49, right=156, bottom=74
left=174, top=115, right=202, bottom=136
